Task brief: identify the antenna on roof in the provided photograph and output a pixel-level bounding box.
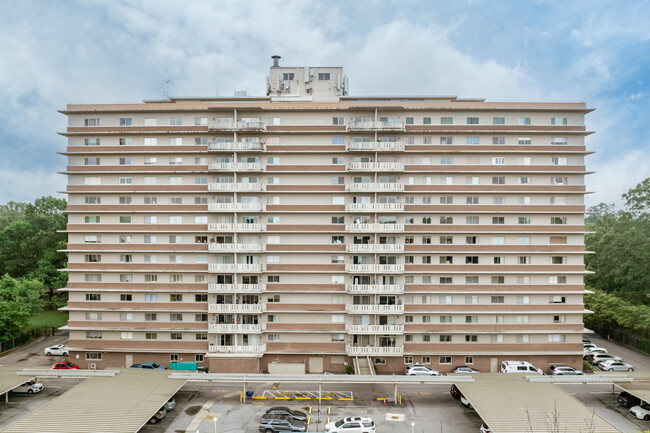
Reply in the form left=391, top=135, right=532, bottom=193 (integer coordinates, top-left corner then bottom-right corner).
left=162, top=80, right=171, bottom=99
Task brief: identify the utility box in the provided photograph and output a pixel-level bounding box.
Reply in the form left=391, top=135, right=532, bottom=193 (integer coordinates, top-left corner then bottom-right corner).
left=170, top=361, right=198, bottom=371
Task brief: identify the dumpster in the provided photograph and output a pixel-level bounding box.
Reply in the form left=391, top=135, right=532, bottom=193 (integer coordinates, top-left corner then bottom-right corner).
left=170, top=361, right=198, bottom=371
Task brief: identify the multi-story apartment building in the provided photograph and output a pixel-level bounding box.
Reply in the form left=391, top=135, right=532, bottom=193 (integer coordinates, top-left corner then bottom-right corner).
left=60, top=57, right=591, bottom=374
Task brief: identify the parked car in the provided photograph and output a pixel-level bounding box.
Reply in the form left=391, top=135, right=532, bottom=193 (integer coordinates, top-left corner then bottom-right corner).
left=12, top=380, right=43, bottom=394
left=480, top=424, right=492, bottom=433
left=452, top=366, right=480, bottom=374
left=582, top=337, right=591, bottom=344
left=405, top=364, right=440, bottom=376
left=149, top=407, right=167, bottom=424
left=450, top=384, right=462, bottom=400
left=325, top=416, right=375, bottom=433
left=583, top=347, right=608, bottom=357
left=586, top=353, right=622, bottom=365
left=44, top=344, right=68, bottom=356
left=259, top=414, right=307, bottom=432
left=618, top=391, right=641, bottom=408
left=164, top=397, right=176, bottom=411
left=548, top=365, right=584, bottom=375
left=597, top=360, right=634, bottom=372
left=460, top=395, right=473, bottom=409
left=263, top=406, right=308, bottom=422
left=53, top=361, right=79, bottom=370
left=629, top=402, right=650, bottom=420
left=500, top=361, right=542, bottom=374
left=130, top=362, right=167, bottom=370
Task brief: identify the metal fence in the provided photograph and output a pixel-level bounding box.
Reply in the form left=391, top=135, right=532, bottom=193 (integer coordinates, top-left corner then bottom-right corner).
left=0, top=326, right=57, bottom=355
left=590, top=326, right=650, bottom=354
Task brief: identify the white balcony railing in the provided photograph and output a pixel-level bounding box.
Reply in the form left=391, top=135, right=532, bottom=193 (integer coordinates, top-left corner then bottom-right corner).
left=208, top=264, right=265, bottom=273
left=347, top=162, right=404, bottom=171
left=346, top=223, right=404, bottom=232
left=208, top=183, right=265, bottom=192
left=346, top=304, right=404, bottom=315
left=208, top=141, right=264, bottom=151
left=209, top=121, right=266, bottom=131
left=346, top=183, right=404, bottom=192
left=208, top=203, right=264, bottom=212
left=346, top=345, right=404, bottom=357
left=237, top=121, right=266, bottom=131
left=345, top=284, right=404, bottom=294
left=208, top=283, right=264, bottom=293
left=347, top=203, right=404, bottom=212
left=208, top=323, right=265, bottom=333
left=347, top=141, right=404, bottom=152
left=208, top=344, right=266, bottom=357
left=346, top=121, right=406, bottom=131
left=208, top=243, right=264, bottom=252
left=208, top=223, right=264, bottom=232
left=208, top=303, right=265, bottom=314
left=347, top=244, right=404, bottom=253
left=208, top=162, right=264, bottom=172
left=346, top=264, right=404, bottom=273
left=345, top=324, right=404, bottom=334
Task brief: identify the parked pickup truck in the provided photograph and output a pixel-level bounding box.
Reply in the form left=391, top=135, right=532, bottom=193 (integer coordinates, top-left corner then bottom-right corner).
left=130, top=362, right=167, bottom=370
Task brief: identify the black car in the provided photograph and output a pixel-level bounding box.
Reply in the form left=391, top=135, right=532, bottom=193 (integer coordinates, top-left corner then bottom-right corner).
left=450, top=384, right=462, bottom=400
left=618, top=391, right=641, bottom=408
left=264, top=406, right=308, bottom=422
left=259, top=414, right=307, bottom=432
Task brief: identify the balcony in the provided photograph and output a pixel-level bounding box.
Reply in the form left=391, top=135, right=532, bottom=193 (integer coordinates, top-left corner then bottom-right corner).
left=346, top=284, right=404, bottom=294
left=209, top=121, right=266, bottom=132
left=347, top=183, right=404, bottom=192
left=346, top=304, right=404, bottom=315
left=208, top=203, right=264, bottom=212
left=208, top=162, right=264, bottom=172
left=345, top=324, right=404, bottom=334
left=346, top=223, right=404, bottom=232
left=347, top=203, right=404, bottom=212
left=208, top=141, right=264, bottom=151
left=208, top=283, right=265, bottom=293
left=346, top=345, right=404, bottom=357
left=347, top=244, right=404, bottom=253
left=208, top=243, right=264, bottom=253
left=346, top=121, right=406, bottom=132
left=208, top=223, right=264, bottom=232
left=347, top=141, right=404, bottom=152
left=346, top=264, right=404, bottom=273
left=208, top=344, right=266, bottom=357
left=208, top=183, right=265, bottom=192
left=208, top=323, right=265, bottom=333
left=347, top=162, right=404, bottom=171
left=208, top=264, right=265, bottom=273
left=208, top=303, right=265, bottom=314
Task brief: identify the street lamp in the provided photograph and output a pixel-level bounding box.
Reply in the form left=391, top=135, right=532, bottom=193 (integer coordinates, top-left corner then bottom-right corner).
left=411, top=421, right=415, bottom=433
left=213, top=417, right=218, bottom=433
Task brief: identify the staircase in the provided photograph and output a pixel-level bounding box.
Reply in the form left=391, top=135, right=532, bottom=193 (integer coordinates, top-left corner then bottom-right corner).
left=354, top=356, right=375, bottom=375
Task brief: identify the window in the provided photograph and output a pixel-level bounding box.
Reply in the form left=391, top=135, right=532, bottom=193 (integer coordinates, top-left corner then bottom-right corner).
left=520, top=176, right=531, bottom=184
left=120, top=294, right=132, bottom=302
left=440, top=196, right=453, bottom=204
left=84, top=157, right=100, bottom=165
left=548, top=334, right=566, bottom=342
left=439, top=136, right=453, bottom=145
left=119, top=157, right=131, bottom=165
left=86, top=331, right=102, bottom=339
left=466, top=276, right=479, bottom=284
left=440, top=157, right=453, bottom=165
left=465, top=256, right=479, bottom=264
left=465, top=335, right=478, bottom=343
left=518, top=216, right=531, bottom=224
left=491, top=296, right=505, bottom=304
left=85, top=293, right=101, bottom=301
left=550, top=236, right=567, bottom=244
left=492, top=217, right=504, bottom=224
left=517, top=137, right=532, bottom=145
left=120, top=332, right=133, bottom=340
left=119, top=118, right=132, bottom=126
left=331, top=315, right=344, bottom=323
left=332, top=117, right=345, bottom=125
left=518, top=117, right=531, bottom=125
left=466, top=216, right=479, bottom=224
left=492, top=157, right=505, bottom=165
left=440, top=315, right=452, bottom=323
left=84, top=196, right=101, bottom=204
left=466, top=136, right=479, bottom=145
left=331, top=334, right=344, bottom=342
left=85, top=274, right=101, bottom=282
left=439, top=295, right=452, bottom=304
left=405, top=117, right=414, bottom=125
left=85, top=254, right=101, bottom=263
left=84, top=138, right=100, bottom=146
left=492, top=136, right=505, bottom=145
left=84, top=235, right=100, bottom=243
left=551, top=117, right=568, bottom=125
left=317, top=72, right=330, bottom=80
left=84, top=118, right=100, bottom=126
left=422, top=335, right=431, bottom=342
left=440, top=117, right=453, bottom=124
left=439, top=335, right=452, bottom=342
left=517, top=236, right=531, bottom=244
left=551, top=137, right=568, bottom=145
left=119, top=196, right=132, bottom=205
left=491, top=276, right=505, bottom=284
left=466, top=315, right=478, bottom=323
left=466, top=117, right=479, bottom=124
left=120, top=313, right=133, bottom=321
left=491, top=334, right=504, bottom=343
left=518, top=256, right=531, bottom=265
left=492, top=176, right=505, bottom=185
left=493, top=117, right=505, bottom=124
left=465, top=236, right=478, bottom=245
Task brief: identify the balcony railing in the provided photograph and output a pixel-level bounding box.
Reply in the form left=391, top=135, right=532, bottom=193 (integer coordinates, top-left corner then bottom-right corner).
left=346, top=345, right=404, bottom=357
left=347, top=244, right=404, bottom=253
left=346, top=223, right=404, bottom=232
left=208, top=323, right=265, bottom=333
left=209, top=121, right=266, bottom=131
left=208, top=243, right=264, bottom=252
left=347, top=162, right=404, bottom=171
left=345, top=324, right=404, bottom=334
left=208, top=141, right=264, bottom=151
left=345, top=284, right=404, bottom=294
left=346, top=264, right=404, bottom=273
left=208, top=344, right=266, bottom=357
left=208, top=264, right=265, bottom=273
left=346, top=183, right=404, bottom=192
left=208, top=223, right=264, bottom=232
left=208, top=183, right=265, bottom=192
left=208, top=283, right=264, bottom=293
left=346, top=121, right=406, bottom=131
left=347, top=141, right=404, bottom=152
left=347, top=203, right=404, bottom=212
left=208, top=303, right=265, bottom=314
left=208, top=162, right=264, bottom=172
left=208, top=203, right=264, bottom=212
left=346, top=304, right=404, bottom=315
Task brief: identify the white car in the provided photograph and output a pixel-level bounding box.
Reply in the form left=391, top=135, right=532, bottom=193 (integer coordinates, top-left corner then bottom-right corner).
left=480, top=424, right=492, bottom=433
left=630, top=402, right=650, bottom=420
left=325, top=416, right=375, bottom=433
left=405, top=364, right=440, bottom=376
left=12, top=380, right=43, bottom=394
left=583, top=347, right=607, bottom=357
left=44, top=344, right=68, bottom=356
left=460, top=395, right=473, bottom=409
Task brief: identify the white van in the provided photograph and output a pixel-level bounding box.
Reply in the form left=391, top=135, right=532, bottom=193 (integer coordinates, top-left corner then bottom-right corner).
left=500, top=361, right=542, bottom=374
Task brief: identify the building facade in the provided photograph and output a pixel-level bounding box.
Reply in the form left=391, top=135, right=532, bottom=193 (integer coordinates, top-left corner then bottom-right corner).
left=60, top=59, right=591, bottom=373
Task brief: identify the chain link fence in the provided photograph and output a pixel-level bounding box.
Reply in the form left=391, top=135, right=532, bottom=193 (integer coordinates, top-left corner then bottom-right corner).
left=0, top=326, right=57, bottom=355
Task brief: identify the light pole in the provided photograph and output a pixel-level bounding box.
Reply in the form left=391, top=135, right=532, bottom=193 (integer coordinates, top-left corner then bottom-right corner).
left=213, top=417, right=218, bottom=433
left=411, top=421, right=415, bottom=433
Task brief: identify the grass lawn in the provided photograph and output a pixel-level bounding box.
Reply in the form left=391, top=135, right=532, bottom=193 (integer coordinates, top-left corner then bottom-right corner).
left=29, top=310, right=68, bottom=331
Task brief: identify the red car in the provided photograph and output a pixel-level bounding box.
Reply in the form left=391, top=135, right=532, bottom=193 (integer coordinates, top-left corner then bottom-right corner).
left=450, top=384, right=462, bottom=400
left=53, top=361, right=80, bottom=370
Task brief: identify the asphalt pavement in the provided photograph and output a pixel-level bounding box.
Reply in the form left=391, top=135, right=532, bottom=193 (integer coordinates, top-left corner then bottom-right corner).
left=587, top=334, right=650, bottom=372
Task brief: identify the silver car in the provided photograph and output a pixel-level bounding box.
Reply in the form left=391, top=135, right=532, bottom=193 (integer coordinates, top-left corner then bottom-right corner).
left=597, top=360, right=634, bottom=372
left=405, top=365, right=440, bottom=376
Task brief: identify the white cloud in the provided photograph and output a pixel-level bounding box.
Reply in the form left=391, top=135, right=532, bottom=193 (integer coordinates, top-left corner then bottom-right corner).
left=0, top=166, right=66, bottom=204
left=586, top=148, right=650, bottom=207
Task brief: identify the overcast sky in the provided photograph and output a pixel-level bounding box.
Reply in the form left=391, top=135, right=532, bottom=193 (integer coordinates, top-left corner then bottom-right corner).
left=1, top=0, right=648, bottom=207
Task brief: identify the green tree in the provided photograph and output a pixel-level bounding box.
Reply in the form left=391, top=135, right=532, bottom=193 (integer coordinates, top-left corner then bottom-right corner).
left=623, top=177, right=650, bottom=214
left=0, top=274, right=44, bottom=340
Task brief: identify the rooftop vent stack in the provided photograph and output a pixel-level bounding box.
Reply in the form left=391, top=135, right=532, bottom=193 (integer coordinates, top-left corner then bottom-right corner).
left=272, top=55, right=281, bottom=67
left=304, top=66, right=310, bottom=83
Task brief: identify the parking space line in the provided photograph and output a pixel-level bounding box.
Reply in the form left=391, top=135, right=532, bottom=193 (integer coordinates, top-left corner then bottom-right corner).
left=184, top=398, right=215, bottom=433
